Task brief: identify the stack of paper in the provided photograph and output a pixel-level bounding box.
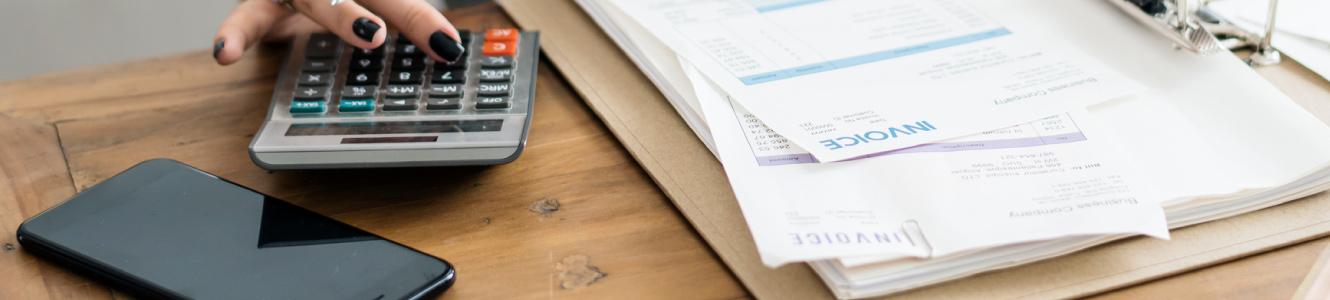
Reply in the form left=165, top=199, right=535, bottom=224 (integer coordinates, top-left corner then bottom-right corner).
left=577, top=0, right=1330, bottom=298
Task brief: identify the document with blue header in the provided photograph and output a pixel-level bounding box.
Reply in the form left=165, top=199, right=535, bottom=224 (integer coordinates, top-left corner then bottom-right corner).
left=576, top=0, right=1330, bottom=297
left=687, top=61, right=1168, bottom=267
left=607, top=0, right=1145, bottom=162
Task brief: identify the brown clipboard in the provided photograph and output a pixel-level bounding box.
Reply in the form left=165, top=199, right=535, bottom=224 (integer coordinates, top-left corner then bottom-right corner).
left=501, top=0, right=1330, bottom=298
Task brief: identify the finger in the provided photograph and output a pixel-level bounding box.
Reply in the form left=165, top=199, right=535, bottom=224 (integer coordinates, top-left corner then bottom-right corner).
left=292, top=0, right=387, bottom=50
left=214, top=0, right=293, bottom=65
left=262, top=14, right=328, bottom=42
left=361, top=0, right=465, bottom=63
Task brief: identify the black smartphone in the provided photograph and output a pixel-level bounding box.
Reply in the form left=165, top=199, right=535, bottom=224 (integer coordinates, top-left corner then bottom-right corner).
left=16, top=159, right=454, bottom=300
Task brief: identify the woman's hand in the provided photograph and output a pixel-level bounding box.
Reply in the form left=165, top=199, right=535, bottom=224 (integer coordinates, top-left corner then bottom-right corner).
left=213, top=0, right=465, bottom=65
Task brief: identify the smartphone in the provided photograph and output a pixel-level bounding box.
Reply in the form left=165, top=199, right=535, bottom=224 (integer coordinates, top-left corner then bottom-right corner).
left=17, top=159, right=454, bottom=300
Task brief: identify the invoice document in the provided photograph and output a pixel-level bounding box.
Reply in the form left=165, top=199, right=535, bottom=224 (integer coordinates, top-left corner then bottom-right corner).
left=608, top=0, right=1145, bottom=162
left=688, top=61, right=1168, bottom=266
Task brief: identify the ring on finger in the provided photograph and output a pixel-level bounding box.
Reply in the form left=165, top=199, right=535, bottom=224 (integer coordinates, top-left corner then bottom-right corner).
left=271, top=0, right=296, bottom=11
left=272, top=0, right=343, bottom=11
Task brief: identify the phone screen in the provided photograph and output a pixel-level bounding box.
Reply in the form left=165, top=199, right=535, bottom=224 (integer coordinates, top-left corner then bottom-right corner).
left=20, top=160, right=452, bottom=299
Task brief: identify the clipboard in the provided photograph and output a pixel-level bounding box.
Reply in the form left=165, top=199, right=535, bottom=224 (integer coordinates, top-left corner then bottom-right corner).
left=501, top=0, right=1330, bottom=298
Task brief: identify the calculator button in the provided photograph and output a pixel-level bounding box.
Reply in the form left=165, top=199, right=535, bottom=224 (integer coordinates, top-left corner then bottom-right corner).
left=351, top=43, right=386, bottom=58
left=305, top=34, right=342, bottom=58
left=290, top=101, right=326, bottom=113
left=392, top=57, right=426, bottom=70
left=395, top=44, right=425, bottom=57
left=481, top=56, right=514, bottom=68
left=302, top=60, right=335, bottom=72
left=442, top=48, right=469, bottom=63
left=485, top=29, right=519, bottom=42
left=428, top=84, right=463, bottom=97
left=479, top=69, right=513, bottom=82
left=482, top=42, right=517, bottom=56
left=426, top=97, right=462, bottom=110
left=339, top=99, right=375, bottom=112
left=432, top=69, right=466, bottom=83
left=298, top=72, right=331, bottom=86
left=294, top=86, right=329, bottom=100
left=385, top=85, right=421, bottom=98
left=388, top=70, right=424, bottom=84
left=478, top=83, right=511, bottom=96
left=435, top=59, right=466, bottom=70
left=342, top=86, right=377, bottom=98
left=351, top=58, right=382, bottom=71
left=396, top=33, right=412, bottom=44
left=459, top=30, right=473, bottom=44
left=346, top=71, right=380, bottom=85
left=382, top=98, right=419, bottom=111
left=475, top=97, right=511, bottom=109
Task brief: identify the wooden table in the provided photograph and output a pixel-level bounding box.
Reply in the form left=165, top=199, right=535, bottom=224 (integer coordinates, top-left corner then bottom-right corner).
left=0, top=4, right=1323, bottom=300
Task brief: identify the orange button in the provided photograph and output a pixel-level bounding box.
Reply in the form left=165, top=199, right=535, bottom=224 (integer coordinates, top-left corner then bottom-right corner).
left=485, top=28, right=519, bottom=42
left=482, top=41, right=517, bottom=56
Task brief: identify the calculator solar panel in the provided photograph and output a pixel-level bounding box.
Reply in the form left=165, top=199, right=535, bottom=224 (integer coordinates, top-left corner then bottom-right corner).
left=249, top=29, right=539, bottom=169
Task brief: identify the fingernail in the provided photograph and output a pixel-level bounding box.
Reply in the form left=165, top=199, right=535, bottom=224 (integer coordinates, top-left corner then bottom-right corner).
left=352, top=18, right=380, bottom=43
left=430, top=30, right=465, bottom=62
left=213, top=39, right=225, bottom=60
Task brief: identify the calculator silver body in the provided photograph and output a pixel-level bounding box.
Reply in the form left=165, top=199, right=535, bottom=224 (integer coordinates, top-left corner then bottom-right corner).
left=249, top=32, right=539, bottom=169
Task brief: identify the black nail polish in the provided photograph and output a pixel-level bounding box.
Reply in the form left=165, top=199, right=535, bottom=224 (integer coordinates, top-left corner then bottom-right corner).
left=352, top=18, right=380, bottom=42
left=430, top=30, right=465, bottom=62
left=213, top=39, right=225, bottom=60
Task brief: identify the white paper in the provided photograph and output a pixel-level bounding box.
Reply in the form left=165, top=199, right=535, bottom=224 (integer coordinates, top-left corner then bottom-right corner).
left=814, top=0, right=1330, bottom=294
left=577, top=0, right=1330, bottom=294
left=691, top=59, right=1168, bottom=267
left=607, top=0, right=1146, bottom=162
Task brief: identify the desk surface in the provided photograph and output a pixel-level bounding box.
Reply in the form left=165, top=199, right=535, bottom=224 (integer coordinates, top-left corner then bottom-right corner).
left=0, top=4, right=1323, bottom=300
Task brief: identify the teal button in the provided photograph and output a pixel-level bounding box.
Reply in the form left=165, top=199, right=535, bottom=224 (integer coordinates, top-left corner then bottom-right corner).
left=289, top=100, right=325, bottom=113
left=339, top=99, right=375, bottom=112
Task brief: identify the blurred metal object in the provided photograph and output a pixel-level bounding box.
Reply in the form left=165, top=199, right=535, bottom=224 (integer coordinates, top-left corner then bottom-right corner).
left=1246, top=0, right=1282, bottom=67
left=1109, top=0, right=1286, bottom=67
left=1107, top=0, right=1223, bottom=55
left=1174, top=0, right=1190, bottom=30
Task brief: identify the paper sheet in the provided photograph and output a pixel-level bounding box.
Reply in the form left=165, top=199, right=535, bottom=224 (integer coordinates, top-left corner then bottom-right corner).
left=539, top=0, right=1330, bottom=297
left=689, top=59, right=1168, bottom=266
left=815, top=0, right=1330, bottom=290
left=607, top=0, right=1145, bottom=162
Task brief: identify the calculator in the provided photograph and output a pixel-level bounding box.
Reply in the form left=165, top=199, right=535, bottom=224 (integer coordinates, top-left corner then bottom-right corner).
left=249, top=29, right=539, bottom=169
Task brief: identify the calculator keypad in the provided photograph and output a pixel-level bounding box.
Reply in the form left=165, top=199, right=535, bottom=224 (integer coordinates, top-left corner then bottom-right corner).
left=287, top=29, right=525, bottom=115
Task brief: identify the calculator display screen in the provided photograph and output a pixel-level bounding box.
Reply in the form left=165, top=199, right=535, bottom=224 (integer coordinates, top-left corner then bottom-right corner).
left=284, top=120, right=504, bottom=136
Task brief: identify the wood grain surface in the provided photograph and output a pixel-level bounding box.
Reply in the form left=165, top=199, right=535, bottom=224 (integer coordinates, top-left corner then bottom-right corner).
left=0, top=3, right=1325, bottom=300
